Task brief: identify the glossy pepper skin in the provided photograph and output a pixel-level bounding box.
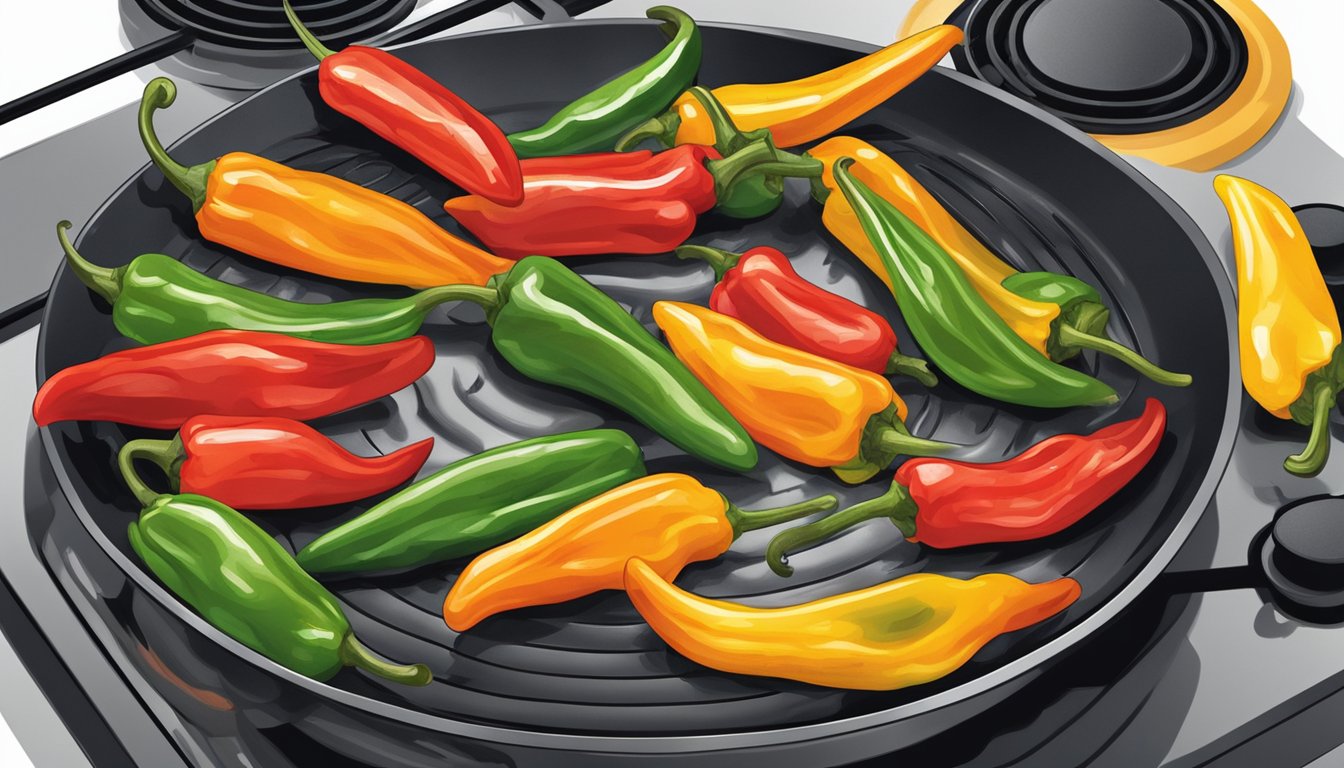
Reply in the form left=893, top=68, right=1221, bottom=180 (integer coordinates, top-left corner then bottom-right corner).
left=283, top=0, right=522, bottom=205
left=403, top=258, right=757, bottom=472
left=624, top=557, right=1080, bottom=691
left=117, top=415, right=433, bottom=511
left=653, top=301, right=952, bottom=484
left=139, top=78, right=512, bottom=289
left=767, top=399, right=1167, bottom=575
left=830, top=157, right=1120, bottom=409
left=59, top=222, right=483, bottom=346
left=444, top=132, right=820, bottom=257
left=617, top=25, right=963, bottom=151
left=1216, top=174, right=1344, bottom=477
left=33, top=330, right=433, bottom=430
left=128, top=492, right=431, bottom=685
left=677, top=243, right=936, bottom=385
left=812, top=137, right=1191, bottom=386
left=507, top=6, right=701, bottom=158
left=296, top=429, right=647, bottom=575
left=443, top=473, right=837, bottom=631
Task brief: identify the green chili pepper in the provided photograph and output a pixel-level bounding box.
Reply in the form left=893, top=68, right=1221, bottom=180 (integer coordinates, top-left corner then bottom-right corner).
left=297, top=429, right=646, bottom=575
left=57, top=221, right=469, bottom=346
left=390, top=258, right=757, bottom=470
left=1001, top=271, right=1192, bottom=387
left=123, top=472, right=431, bottom=684
left=831, top=157, right=1119, bottom=409
left=506, top=6, right=701, bottom=158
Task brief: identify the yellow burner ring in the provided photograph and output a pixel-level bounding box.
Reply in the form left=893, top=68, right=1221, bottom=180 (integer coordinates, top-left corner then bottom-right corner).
left=898, top=0, right=1292, bottom=171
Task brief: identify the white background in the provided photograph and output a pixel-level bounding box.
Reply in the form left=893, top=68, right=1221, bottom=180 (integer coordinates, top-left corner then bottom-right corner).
left=0, top=1, right=1340, bottom=766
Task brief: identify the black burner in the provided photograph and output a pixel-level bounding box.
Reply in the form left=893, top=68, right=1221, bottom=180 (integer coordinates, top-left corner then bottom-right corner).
left=135, top=0, right=417, bottom=49
left=1295, top=203, right=1344, bottom=286
left=1258, top=496, right=1344, bottom=623
left=950, top=0, right=1248, bottom=135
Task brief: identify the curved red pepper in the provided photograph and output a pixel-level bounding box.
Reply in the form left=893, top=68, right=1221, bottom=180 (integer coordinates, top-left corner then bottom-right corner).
left=121, top=416, right=434, bottom=510
left=34, top=330, right=434, bottom=429
left=767, top=398, right=1167, bottom=574
left=285, top=1, right=522, bottom=206
left=678, top=244, right=936, bottom=385
left=442, top=145, right=720, bottom=258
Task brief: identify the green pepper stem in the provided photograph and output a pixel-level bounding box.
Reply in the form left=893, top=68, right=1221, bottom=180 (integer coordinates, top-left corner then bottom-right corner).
left=675, top=244, right=741, bottom=282
left=139, top=78, right=215, bottom=213
left=282, top=0, right=337, bottom=60
left=809, top=173, right=832, bottom=204
left=410, top=284, right=501, bottom=315
left=886, top=350, right=938, bottom=387
left=57, top=220, right=122, bottom=304
left=339, top=634, right=432, bottom=686
left=1285, top=381, right=1335, bottom=477
left=686, top=86, right=747, bottom=154
left=707, top=141, right=823, bottom=204
left=765, top=480, right=916, bottom=577
left=725, top=493, right=839, bottom=536
left=118, top=437, right=185, bottom=508
left=1056, top=323, right=1192, bottom=387
left=874, top=426, right=956, bottom=457
left=615, top=112, right=682, bottom=152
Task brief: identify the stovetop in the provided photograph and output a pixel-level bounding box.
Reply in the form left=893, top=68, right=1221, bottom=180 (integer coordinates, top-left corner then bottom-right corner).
left=3, top=1, right=1344, bottom=766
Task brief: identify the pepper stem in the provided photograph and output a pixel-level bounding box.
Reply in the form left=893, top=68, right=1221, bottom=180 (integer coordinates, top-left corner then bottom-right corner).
left=410, top=284, right=501, bottom=315
left=1285, top=381, right=1335, bottom=477
left=338, top=634, right=432, bottom=686
left=1056, top=323, right=1192, bottom=387
left=57, top=220, right=122, bottom=304
left=675, top=244, right=741, bottom=282
left=118, top=437, right=185, bottom=508
left=614, top=112, right=681, bottom=152
left=886, top=350, right=938, bottom=387
left=707, top=141, right=823, bottom=204
left=139, top=78, right=215, bottom=213
left=282, top=0, right=337, bottom=60
left=725, top=493, right=839, bottom=536
left=765, top=480, right=916, bottom=577
left=874, top=425, right=957, bottom=457
left=686, top=86, right=748, bottom=154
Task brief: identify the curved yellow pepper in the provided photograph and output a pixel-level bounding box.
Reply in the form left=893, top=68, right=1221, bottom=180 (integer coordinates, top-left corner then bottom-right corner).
left=624, top=557, right=1081, bottom=691
left=1215, top=174, right=1342, bottom=476
left=810, top=136, right=1057, bottom=355
left=653, top=301, right=950, bottom=483
left=664, top=26, right=963, bottom=149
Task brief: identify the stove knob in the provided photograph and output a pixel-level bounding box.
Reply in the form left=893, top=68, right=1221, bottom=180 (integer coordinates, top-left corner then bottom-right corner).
left=1260, top=496, right=1344, bottom=621
left=1293, top=203, right=1344, bottom=285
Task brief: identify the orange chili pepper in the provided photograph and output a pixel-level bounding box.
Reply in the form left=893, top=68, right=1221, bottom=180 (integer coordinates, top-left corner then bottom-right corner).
left=624, top=557, right=1081, bottom=690
left=442, top=473, right=837, bottom=631
left=617, top=25, right=963, bottom=150
left=139, top=77, right=511, bottom=289
left=652, top=300, right=953, bottom=483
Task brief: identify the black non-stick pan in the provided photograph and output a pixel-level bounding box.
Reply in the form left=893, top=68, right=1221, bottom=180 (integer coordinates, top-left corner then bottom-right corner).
left=36, top=18, right=1238, bottom=767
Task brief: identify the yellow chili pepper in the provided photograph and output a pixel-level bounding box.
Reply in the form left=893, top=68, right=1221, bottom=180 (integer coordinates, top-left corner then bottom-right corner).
left=442, top=473, right=837, bottom=631
left=1215, top=174, right=1343, bottom=477
left=624, top=557, right=1081, bottom=691
left=810, top=137, right=1192, bottom=387
left=652, top=300, right=953, bottom=483
left=616, top=26, right=963, bottom=151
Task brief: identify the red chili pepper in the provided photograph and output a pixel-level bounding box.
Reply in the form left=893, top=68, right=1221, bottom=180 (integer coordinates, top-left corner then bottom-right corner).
left=34, top=330, right=434, bottom=429
left=118, top=415, right=434, bottom=510
left=677, top=244, right=937, bottom=385
left=766, top=398, right=1167, bottom=574
left=442, top=145, right=719, bottom=258
left=283, top=0, right=522, bottom=206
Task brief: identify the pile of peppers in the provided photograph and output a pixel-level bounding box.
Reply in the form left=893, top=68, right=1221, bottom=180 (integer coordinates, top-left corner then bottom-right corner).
left=31, top=6, right=1220, bottom=695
